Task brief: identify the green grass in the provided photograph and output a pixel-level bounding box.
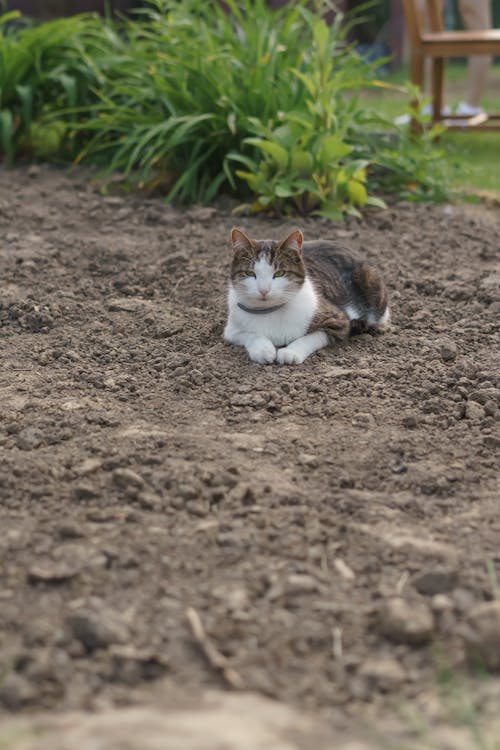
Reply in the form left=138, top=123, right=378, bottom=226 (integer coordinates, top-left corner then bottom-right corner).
left=363, top=62, right=500, bottom=197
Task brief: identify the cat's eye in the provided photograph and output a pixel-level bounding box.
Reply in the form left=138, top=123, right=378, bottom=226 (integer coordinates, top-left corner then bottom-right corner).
left=274, top=270, right=285, bottom=278
left=244, top=270, right=256, bottom=277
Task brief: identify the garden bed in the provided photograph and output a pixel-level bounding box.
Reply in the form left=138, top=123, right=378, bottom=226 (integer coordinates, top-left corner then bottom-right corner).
left=0, top=165, right=499, bottom=747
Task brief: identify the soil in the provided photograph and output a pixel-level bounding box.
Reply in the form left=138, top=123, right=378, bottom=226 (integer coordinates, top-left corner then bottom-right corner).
left=0, top=165, right=499, bottom=744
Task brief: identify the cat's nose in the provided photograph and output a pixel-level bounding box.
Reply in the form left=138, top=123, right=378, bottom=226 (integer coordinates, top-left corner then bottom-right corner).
left=258, top=287, right=270, bottom=298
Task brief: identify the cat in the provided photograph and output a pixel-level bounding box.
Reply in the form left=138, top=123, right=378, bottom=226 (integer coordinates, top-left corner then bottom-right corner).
left=224, top=228, right=390, bottom=365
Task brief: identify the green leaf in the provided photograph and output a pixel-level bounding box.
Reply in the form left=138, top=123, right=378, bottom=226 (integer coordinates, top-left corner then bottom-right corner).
left=0, top=109, right=14, bottom=163
left=312, top=19, right=329, bottom=58
left=318, top=135, right=352, bottom=165
left=346, top=179, right=367, bottom=207
left=244, top=138, right=288, bottom=170
left=293, top=178, right=319, bottom=194
left=235, top=169, right=260, bottom=191
left=290, top=148, right=313, bottom=176
left=15, top=84, right=33, bottom=126
left=0, top=10, right=21, bottom=26
left=274, top=182, right=295, bottom=198
left=365, top=196, right=387, bottom=209
left=225, top=151, right=257, bottom=171
left=315, top=205, right=343, bottom=222
left=257, top=195, right=273, bottom=206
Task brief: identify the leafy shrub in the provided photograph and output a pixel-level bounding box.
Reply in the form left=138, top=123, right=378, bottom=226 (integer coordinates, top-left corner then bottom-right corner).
left=0, top=1, right=454, bottom=215
left=227, top=10, right=388, bottom=219
left=0, top=11, right=112, bottom=161
left=357, top=86, right=454, bottom=203
left=72, top=0, right=327, bottom=202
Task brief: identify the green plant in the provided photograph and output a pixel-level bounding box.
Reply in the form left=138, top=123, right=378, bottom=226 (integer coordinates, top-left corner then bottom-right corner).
left=227, top=10, right=388, bottom=218
left=356, top=86, right=456, bottom=203
left=0, top=10, right=111, bottom=162
left=0, top=0, right=457, bottom=214
left=68, top=0, right=317, bottom=201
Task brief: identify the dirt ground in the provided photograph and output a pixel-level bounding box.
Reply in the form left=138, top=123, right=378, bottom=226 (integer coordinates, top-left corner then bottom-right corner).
left=0, top=165, right=499, bottom=747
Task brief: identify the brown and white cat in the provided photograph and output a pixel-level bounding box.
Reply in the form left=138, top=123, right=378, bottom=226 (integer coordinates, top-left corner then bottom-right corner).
left=224, top=228, right=390, bottom=365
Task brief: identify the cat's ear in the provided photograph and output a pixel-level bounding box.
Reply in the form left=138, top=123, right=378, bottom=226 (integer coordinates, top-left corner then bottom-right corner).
left=231, top=228, right=253, bottom=253
left=280, top=230, right=303, bottom=255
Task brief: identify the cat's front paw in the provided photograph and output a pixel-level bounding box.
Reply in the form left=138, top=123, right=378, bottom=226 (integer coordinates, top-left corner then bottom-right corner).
left=248, top=340, right=277, bottom=364
left=276, top=346, right=305, bottom=366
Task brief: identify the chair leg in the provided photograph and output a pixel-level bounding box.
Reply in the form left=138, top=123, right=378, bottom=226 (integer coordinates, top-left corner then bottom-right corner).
left=431, top=57, right=445, bottom=122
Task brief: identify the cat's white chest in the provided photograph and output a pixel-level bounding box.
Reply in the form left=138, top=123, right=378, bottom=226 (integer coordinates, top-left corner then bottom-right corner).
left=225, top=278, right=317, bottom=347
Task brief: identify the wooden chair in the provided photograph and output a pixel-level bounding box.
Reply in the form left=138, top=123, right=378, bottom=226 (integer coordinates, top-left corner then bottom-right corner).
left=402, top=0, right=500, bottom=129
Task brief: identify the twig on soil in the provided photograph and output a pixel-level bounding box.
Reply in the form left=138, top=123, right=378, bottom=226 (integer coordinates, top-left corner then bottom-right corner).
left=173, top=276, right=185, bottom=292
left=185, top=606, right=244, bottom=690
left=396, top=571, right=409, bottom=594
left=332, top=626, right=343, bottom=660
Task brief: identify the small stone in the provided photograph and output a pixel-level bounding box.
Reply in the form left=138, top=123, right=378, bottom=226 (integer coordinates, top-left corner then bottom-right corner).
left=452, top=588, right=476, bottom=612
left=333, top=558, right=356, bottom=581
left=484, top=400, right=498, bottom=418
left=73, top=483, right=99, bottom=501
left=298, top=453, right=319, bottom=468
left=186, top=501, right=208, bottom=517
left=112, top=468, right=145, bottom=491
left=358, top=656, right=406, bottom=691
left=378, top=597, right=434, bottom=645
left=463, top=601, right=500, bottom=670
left=439, top=339, right=458, bottom=362
left=468, top=388, right=500, bottom=405
left=230, top=393, right=267, bottom=408
left=74, top=458, right=102, bottom=476
left=136, top=491, right=162, bottom=511
left=110, top=645, right=169, bottom=686
left=412, top=568, right=458, bottom=596
left=55, top=521, right=85, bottom=540
left=230, top=483, right=256, bottom=506
left=483, top=435, right=500, bottom=449
left=352, top=413, right=375, bottom=428
left=16, top=427, right=44, bottom=450
left=465, top=401, right=485, bottom=420
left=67, top=607, right=130, bottom=652
left=177, top=484, right=200, bottom=501
left=431, top=594, right=454, bottom=613
left=402, top=413, right=418, bottom=429
left=23, top=619, right=54, bottom=647
left=27, top=562, right=79, bottom=584
left=0, top=673, right=36, bottom=709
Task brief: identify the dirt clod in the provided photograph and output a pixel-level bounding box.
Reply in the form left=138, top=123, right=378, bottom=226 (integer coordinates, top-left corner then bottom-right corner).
left=464, top=400, right=485, bottom=420
left=0, top=673, right=36, bottom=710
left=377, top=597, right=434, bottom=645
left=438, top=338, right=458, bottom=362
left=67, top=606, right=130, bottom=652
left=412, top=568, right=458, bottom=596
left=463, top=602, right=500, bottom=670
left=358, top=656, right=407, bottom=692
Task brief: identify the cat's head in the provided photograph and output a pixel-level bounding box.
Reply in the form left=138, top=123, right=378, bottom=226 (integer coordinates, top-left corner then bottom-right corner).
left=229, top=228, right=305, bottom=307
